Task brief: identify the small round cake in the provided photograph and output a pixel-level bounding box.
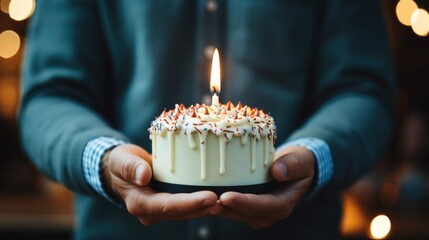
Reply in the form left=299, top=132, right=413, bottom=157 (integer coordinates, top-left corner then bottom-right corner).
left=148, top=101, right=277, bottom=195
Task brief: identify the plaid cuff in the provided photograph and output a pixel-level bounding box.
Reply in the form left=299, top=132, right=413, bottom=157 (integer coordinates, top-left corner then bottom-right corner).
left=277, top=137, right=334, bottom=198
left=82, top=136, right=127, bottom=203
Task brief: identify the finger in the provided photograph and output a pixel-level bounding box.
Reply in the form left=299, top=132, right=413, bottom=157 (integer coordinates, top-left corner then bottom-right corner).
left=216, top=206, right=275, bottom=229
left=271, top=146, right=315, bottom=182
left=219, top=191, right=292, bottom=217
left=109, top=148, right=152, bottom=186
left=122, top=144, right=153, bottom=166
left=141, top=204, right=219, bottom=224
left=138, top=217, right=157, bottom=226
left=126, top=189, right=218, bottom=217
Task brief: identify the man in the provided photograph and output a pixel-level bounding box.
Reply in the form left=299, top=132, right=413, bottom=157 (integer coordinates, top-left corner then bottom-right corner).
left=20, top=0, right=394, bottom=239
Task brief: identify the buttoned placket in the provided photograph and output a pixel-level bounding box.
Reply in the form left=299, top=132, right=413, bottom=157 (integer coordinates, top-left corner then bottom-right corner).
left=192, top=0, right=220, bottom=239
left=200, top=0, right=220, bottom=103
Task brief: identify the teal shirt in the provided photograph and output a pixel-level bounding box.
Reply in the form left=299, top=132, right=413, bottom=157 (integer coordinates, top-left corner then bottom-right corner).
left=20, top=0, right=394, bottom=239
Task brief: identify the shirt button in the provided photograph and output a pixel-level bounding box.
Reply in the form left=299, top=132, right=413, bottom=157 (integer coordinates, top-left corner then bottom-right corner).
left=204, top=45, right=215, bottom=60
left=205, top=0, right=217, bottom=12
left=202, top=94, right=211, bottom=105
left=197, top=225, right=210, bottom=239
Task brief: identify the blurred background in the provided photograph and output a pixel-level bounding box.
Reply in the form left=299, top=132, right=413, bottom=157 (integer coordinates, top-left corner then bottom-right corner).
left=1, top=0, right=429, bottom=239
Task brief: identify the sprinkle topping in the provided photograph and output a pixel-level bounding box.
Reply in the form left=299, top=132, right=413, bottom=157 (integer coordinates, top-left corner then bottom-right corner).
left=149, top=102, right=277, bottom=142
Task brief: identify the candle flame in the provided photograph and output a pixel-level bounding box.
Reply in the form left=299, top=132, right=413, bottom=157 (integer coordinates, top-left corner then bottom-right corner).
left=210, top=48, right=220, bottom=94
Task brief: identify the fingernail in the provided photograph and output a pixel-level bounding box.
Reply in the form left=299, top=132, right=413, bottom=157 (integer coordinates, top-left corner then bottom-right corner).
left=276, top=162, right=287, bottom=181
left=135, top=164, right=144, bottom=184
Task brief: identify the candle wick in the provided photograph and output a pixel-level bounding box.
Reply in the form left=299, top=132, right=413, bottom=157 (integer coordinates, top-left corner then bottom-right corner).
left=212, top=86, right=218, bottom=94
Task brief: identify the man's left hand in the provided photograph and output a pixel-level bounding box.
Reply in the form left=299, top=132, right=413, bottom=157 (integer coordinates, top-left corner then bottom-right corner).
left=216, top=146, right=315, bottom=229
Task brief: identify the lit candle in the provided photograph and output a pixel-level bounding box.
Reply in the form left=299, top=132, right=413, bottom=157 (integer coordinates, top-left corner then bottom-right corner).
left=210, top=48, right=220, bottom=106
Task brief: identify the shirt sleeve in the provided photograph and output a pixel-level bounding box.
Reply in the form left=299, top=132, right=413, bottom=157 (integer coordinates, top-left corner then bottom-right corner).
left=83, top=137, right=127, bottom=203
left=20, top=1, right=129, bottom=195
left=276, top=138, right=333, bottom=197
left=285, top=0, right=394, bottom=196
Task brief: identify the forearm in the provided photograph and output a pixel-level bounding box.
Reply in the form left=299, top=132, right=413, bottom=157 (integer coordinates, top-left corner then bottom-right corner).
left=20, top=94, right=127, bottom=194
left=288, top=94, right=392, bottom=195
left=19, top=0, right=129, bottom=194
left=287, top=0, right=395, bottom=196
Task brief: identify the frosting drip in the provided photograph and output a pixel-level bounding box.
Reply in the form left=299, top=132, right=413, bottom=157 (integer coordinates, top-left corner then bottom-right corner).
left=149, top=102, right=277, bottom=180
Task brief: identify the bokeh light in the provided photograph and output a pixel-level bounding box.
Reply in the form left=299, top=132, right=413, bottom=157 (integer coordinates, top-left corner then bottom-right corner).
left=410, top=8, right=429, bottom=37
left=0, top=77, right=19, bottom=119
left=0, top=30, right=20, bottom=59
left=396, top=0, right=418, bottom=26
left=370, top=215, right=391, bottom=239
left=8, top=0, right=35, bottom=21
left=0, top=0, right=11, bottom=13
left=341, top=195, right=367, bottom=235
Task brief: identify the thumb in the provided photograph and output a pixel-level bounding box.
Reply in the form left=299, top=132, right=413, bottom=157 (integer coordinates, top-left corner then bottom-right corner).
left=271, top=146, right=315, bottom=182
left=108, top=145, right=153, bottom=186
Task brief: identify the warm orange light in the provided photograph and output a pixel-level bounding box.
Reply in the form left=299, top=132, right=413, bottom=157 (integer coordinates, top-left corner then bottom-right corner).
left=8, top=0, right=35, bottom=21
left=341, top=195, right=367, bottom=236
left=1, top=0, right=11, bottom=13
left=210, top=48, right=220, bottom=94
left=0, top=30, right=20, bottom=59
left=0, top=77, right=19, bottom=119
left=210, top=48, right=220, bottom=106
left=370, top=215, right=391, bottom=239
left=396, top=0, right=418, bottom=26
left=411, top=8, right=429, bottom=36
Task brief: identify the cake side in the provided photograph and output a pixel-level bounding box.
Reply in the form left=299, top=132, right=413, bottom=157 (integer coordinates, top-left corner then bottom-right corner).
left=153, top=132, right=274, bottom=186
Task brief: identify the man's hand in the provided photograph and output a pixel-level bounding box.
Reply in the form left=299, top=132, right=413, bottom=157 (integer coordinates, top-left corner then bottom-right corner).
left=103, top=144, right=218, bottom=226
left=217, top=146, right=315, bottom=229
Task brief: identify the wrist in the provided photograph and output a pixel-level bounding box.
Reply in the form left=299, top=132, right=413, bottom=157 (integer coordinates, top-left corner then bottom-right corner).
left=82, top=136, right=128, bottom=204
left=100, top=148, right=124, bottom=204
left=276, top=137, right=334, bottom=198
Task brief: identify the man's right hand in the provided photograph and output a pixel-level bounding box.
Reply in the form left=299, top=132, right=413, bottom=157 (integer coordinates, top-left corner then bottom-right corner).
left=102, top=144, right=218, bottom=226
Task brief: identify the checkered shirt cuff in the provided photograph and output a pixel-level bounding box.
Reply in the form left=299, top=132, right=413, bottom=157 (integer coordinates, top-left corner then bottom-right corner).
left=82, top=136, right=127, bottom=203
left=277, top=137, right=334, bottom=198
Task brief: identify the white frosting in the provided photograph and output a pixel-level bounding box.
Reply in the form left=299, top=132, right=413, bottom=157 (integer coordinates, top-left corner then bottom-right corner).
left=149, top=102, right=277, bottom=185
left=149, top=102, right=276, bottom=141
